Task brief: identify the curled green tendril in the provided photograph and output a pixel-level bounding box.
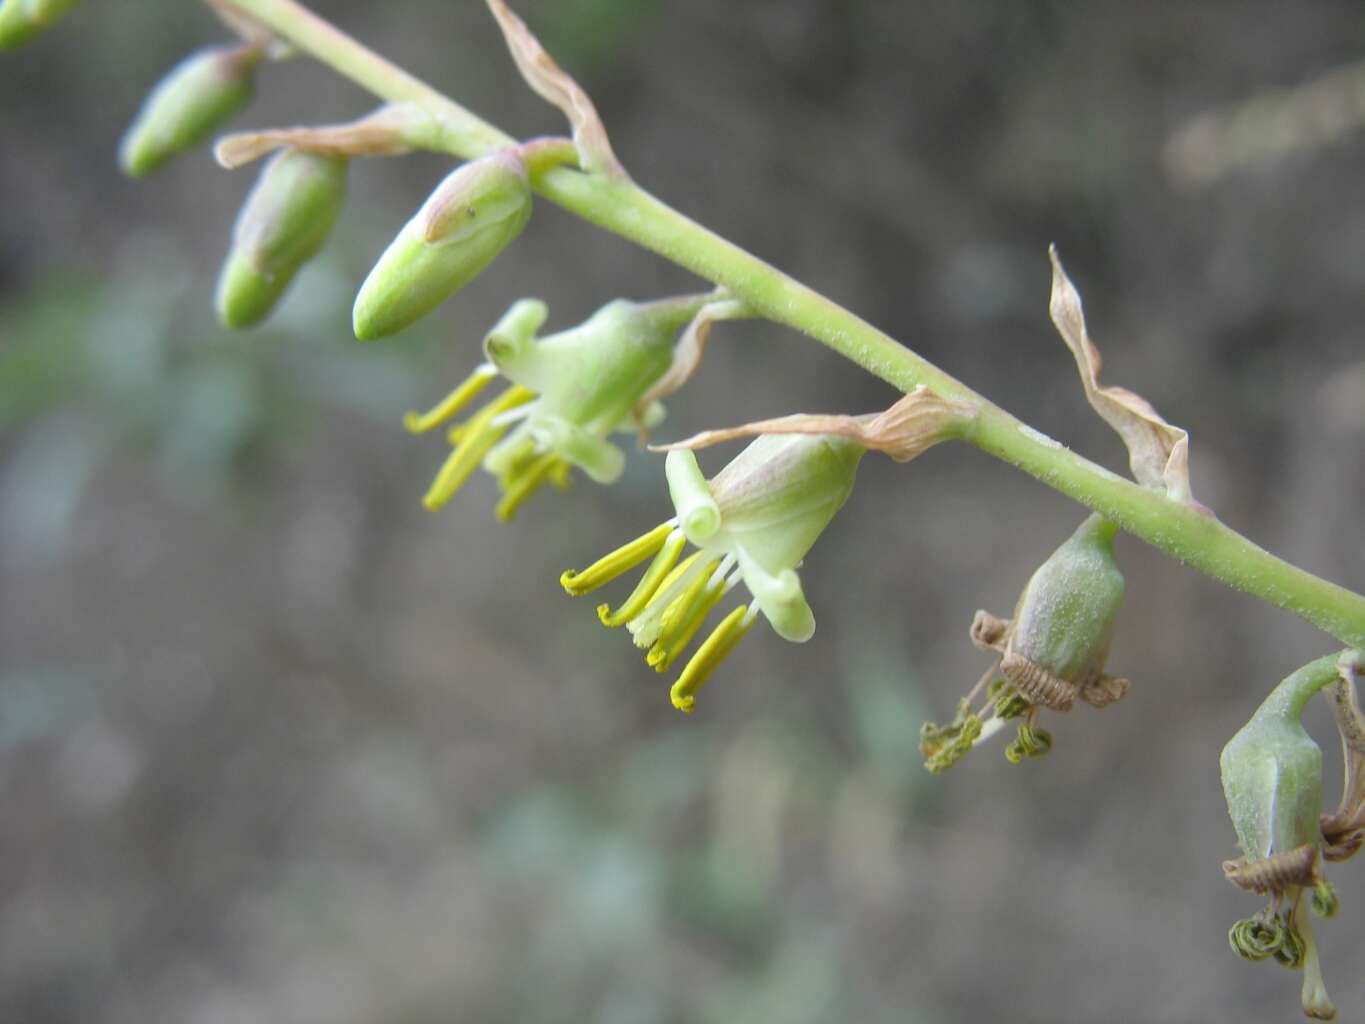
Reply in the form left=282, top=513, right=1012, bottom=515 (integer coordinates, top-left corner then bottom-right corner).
left=1228, top=913, right=1285, bottom=961
left=920, top=705, right=983, bottom=775
left=1005, top=724, right=1053, bottom=764
left=1310, top=881, right=1339, bottom=919
left=1274, top=915, right=1306, bottom=969
left=998, top=693, right=1031, bottom=721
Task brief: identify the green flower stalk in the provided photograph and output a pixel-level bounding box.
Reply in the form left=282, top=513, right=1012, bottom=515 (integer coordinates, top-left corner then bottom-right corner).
left=215, top=149, right=349, bottom=328
left=402, top=293, right=711, bottom=519
left=1220, top=654, right=1351, bottom=1021
left=561, top=433, right=865, bottom=712
left=119, top=43, right=263, bottom=178
left=0, top=0, right=79, bottom=48
left=922, top=513, right=1130, bottom=772
left=352, top=151, right=532, bottom=340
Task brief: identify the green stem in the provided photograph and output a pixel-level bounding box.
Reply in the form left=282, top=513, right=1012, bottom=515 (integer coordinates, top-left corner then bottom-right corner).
left=1258, top=653, right=1347, bottom=724
left=223, top=0, right=1365, bottom=648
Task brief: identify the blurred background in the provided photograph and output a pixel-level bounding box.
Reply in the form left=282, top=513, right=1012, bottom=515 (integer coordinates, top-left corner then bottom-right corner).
left=4, top=2, right=1365, bottom=1021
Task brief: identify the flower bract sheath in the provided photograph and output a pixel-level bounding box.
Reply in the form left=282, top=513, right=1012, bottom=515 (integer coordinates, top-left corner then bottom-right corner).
left=119, top=44, right=262, bottom=178
left=403, top=293, right=709, bottom=519
left=352, top=151, right=532, bottom=341
left=561, top=432, right=864, bottom=712
left=216, top=149, right=349, bottom=329
left=0, top=0, right=80, bottom=48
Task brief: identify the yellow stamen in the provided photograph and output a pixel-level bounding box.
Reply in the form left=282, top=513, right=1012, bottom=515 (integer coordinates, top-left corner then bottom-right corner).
left=403, top=365, right=497, bottom=434
left=626, top=552, right=703, bottom=648
left=549, top=460, right=573, bottom=491
left=560, top=522, right=675, bottom=596
left=487, top=435, right=538, bottom=483
left=495, top=452, right=562, bottom=522
left=421, top=386, right=534, bottom=510
left=649, top=559, right=724, bottom=671
left=670, top=604, right=754, bottom=713
left=598, top=530, right=687, bottom=627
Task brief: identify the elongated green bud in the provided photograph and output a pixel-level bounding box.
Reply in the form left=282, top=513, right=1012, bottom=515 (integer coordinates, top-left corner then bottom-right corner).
left=0, top=0, right=80, bottom=47
left=119, top=45, right=262, bottom=178
left=1002, top=513, right=1126, bottom=711
left=215, top=150, right=348, bottom=329
left=352, top=151, right=532, bottom=341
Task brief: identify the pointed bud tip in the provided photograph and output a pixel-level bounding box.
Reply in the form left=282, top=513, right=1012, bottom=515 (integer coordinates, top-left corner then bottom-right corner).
left=215, top=255, right=271, bottom=330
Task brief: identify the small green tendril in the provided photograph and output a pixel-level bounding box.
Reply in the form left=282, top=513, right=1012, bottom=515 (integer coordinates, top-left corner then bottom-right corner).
left=1274, top=915, right=1306, bottom=970
left=920, top=701, right=983, bottom=774
left=987, top=679, right=1030, bottom=720
left=1005, top=724, right=1053, bottom=765
left=1310, top=881, right=1339, bottom=919
left=1228, top=911, right=1285, bottom=961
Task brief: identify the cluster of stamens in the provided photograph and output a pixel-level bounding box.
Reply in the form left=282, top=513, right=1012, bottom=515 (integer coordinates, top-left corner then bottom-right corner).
left=561, top=521, right=758, bottom=712
left=403, top=364, right=573, bottom=521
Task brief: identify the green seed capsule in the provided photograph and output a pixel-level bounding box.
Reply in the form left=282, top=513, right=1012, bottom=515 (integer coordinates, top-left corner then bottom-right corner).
left=119, top=45, right=261, bottom=178
left=1002, top=513, right=1125, bottom=709
left=0, top=0, right=80, bottom=48
left=215, top=150, right=349, bottom=329
left=352, top=151, right=532, bottom=341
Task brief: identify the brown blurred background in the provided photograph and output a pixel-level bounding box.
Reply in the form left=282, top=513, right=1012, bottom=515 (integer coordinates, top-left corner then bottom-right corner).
left=4, top=2, right=1365, bottom=1022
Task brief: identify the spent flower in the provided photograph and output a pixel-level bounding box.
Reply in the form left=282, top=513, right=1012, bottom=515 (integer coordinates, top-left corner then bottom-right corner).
left=921, top=513, right=1129, bottom=772
left=1220, top=654, right=1352, bottom=1020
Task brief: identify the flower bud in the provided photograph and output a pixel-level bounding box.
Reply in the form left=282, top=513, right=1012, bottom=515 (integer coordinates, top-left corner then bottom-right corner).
left=0, top=0, right=80, bottom=48
left=215, top=150, right=348, bottom=329
left=352, top=151, right=532, bottom=340
left=119, top=44, right=262, bottom=178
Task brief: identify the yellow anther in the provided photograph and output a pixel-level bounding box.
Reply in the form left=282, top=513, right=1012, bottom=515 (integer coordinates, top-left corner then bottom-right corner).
left=549, top=460, right=573, bottom=491
left=420, top=386, right=533, bottom=511
left=649, top=559, right=724, bottom=671
left=495, top=452, right=561, bottom=522
left=598, top=530, right=687, bottom=627
left=487, top=435, right=538, bottom=483
left=651, top=551, right=703, bottom=603
left=559, top=522, right=675, bottom=596
left=652, top=584, right=728, bottom=671
left=483, top=384, right=537, bottom=417
left=670, top=604, right=754, bottom=713
left=403, top=365, right=497, bottom=434
left=625, top=552, right=703, bottom=648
